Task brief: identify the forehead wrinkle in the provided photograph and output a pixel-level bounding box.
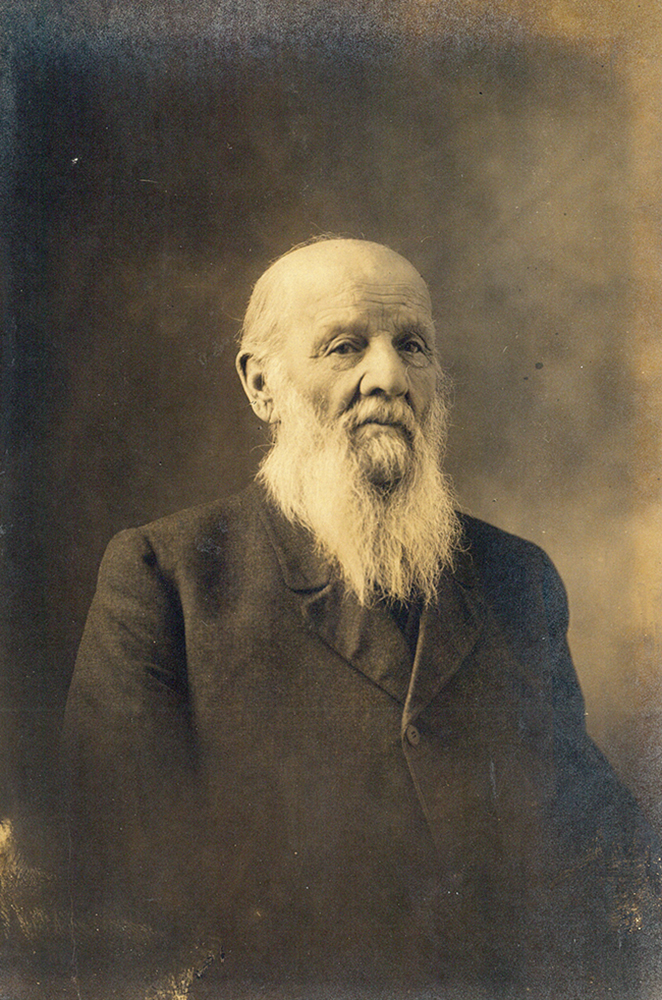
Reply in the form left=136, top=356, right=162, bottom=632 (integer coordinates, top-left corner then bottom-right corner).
left=310, top=280, right=430, bottom=307
left=310, top=284, right=432, bottom=324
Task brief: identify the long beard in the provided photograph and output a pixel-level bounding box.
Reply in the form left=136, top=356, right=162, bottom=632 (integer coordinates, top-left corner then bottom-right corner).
left=257, top=373, right=462, bottom=607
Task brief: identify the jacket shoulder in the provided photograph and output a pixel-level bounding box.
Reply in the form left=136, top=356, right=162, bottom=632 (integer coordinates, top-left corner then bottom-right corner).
left=459, top=512, right=549, bottom=567
left=100, top=486, right=262, bottom=586
left=457, top=512, right=569, bottom=635
left=144, top=486, right=256, bottom=542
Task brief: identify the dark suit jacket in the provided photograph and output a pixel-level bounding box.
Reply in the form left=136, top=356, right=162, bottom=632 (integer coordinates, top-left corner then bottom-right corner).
left=62, top=484, right=661, bottom=998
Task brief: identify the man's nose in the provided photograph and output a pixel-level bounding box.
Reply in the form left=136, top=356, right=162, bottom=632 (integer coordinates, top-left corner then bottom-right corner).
left=359, top=339, right=408, bottom=398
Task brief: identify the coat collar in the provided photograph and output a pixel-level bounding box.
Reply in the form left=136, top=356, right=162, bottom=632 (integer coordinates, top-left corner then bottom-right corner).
left=255, top=484, right=486, bottom=720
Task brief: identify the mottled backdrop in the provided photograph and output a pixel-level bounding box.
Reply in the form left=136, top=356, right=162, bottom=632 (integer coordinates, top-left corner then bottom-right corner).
left=2, top=1, right=661, bottom=876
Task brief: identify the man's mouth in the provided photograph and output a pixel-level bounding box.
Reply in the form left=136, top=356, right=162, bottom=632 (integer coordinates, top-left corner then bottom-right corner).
left=354, top=419, right=412, bottom=441
left=342, top=400, right=417, bottom=443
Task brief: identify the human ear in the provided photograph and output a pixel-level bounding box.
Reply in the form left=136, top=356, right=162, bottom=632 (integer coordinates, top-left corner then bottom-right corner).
left=235, top=351, right=277, bottom=424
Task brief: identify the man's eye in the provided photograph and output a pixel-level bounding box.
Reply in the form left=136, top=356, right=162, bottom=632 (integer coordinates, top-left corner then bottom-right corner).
left=401, top=340, right=424, bottom=354
left=329, top=342, right=359, bottom=355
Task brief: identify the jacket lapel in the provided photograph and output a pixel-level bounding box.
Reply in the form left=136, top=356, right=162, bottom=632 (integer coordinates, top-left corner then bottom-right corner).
left=257, top=488, right=486, bottom=714
left=403, top=554, right=486, bottom=728
left=300, top=583, right=413, bottom=706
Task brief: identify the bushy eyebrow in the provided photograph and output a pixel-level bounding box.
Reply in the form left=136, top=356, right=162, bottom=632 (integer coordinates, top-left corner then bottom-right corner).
left=312, top=320, right=434, bottom=355
left=311, top=323, right=368, bottom=354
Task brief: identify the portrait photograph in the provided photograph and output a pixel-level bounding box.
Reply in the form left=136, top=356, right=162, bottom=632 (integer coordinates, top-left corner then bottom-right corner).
left=1, top=2, right=661, bottom=998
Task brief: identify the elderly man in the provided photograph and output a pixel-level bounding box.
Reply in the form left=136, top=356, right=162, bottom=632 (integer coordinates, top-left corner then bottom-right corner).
left=63, top=239, right=660, bottom=999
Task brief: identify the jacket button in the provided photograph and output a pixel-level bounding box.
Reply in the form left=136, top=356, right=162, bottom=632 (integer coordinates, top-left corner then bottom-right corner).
left=405, top=724, right=421, bottom=746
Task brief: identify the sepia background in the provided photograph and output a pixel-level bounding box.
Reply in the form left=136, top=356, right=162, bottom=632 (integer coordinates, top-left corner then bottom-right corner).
left=1, top=0, right=661, bottom=886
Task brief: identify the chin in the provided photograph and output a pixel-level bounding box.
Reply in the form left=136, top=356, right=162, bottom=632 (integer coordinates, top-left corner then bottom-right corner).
left=358, top=443, right=412, bottom=491
left=366, top=474, right=404, bottom=493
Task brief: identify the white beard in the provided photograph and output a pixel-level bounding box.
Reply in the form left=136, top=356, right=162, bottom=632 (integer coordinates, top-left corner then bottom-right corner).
left=257, top=370, right=462, bottom=607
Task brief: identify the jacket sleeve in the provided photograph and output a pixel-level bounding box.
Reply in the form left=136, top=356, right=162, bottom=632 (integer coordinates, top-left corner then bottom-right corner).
left=540, top=550, right=651, bottom=842
left=61, top=528, right=202, bottom=939
left=539, top=551, right=662, bottom=969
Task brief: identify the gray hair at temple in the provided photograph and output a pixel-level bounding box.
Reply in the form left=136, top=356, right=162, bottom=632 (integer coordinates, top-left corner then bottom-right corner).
left=239, top=265, right=285, bottom=367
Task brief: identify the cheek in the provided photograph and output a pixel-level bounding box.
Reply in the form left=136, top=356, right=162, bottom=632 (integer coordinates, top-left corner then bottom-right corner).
left=310, top=375, right=358, bottom=419
left=301, top=381, right=338, bottom=421
left=408, top=369, right=437, bottom=412
left=280, top=361, right=330, bottom=414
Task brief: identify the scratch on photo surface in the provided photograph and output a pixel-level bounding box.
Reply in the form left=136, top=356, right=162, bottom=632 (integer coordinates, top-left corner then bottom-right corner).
left=65, top=815, right=82, bottom=1000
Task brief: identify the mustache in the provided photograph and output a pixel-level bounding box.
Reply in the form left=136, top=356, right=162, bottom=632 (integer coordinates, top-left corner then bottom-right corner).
left=340, top=398, right=418, bottom=439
